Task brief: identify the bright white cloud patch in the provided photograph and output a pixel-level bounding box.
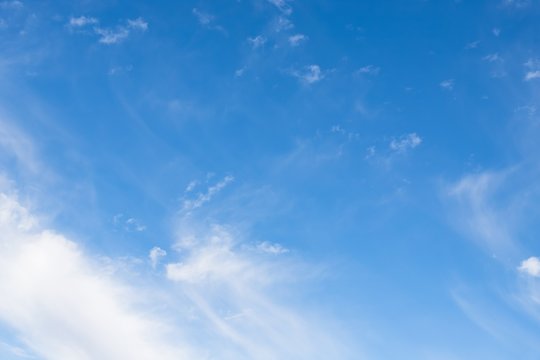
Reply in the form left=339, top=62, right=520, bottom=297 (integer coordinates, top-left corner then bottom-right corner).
left=519, top=257, right=540, bottom=277
left=0, top=192, right=196, bottom=359
left=0, top=190, right=349, bottom=359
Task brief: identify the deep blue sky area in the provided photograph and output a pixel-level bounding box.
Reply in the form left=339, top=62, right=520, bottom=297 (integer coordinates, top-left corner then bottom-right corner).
left=0, top=1, right=540, bottom=359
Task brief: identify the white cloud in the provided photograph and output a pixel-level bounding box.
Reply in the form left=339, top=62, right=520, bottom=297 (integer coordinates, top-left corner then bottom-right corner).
left=165, top=225, right=348, bottom=359
left=125, top=217, right=146, bottom=232
left=182, top=175, right=234, bottom=212
left=248, top=35, right=266, bottom=49
left=149, top=246, right=167, bottom=268
left=519, top=257, right=540, bottom=277
left=288, top=34, right=307, bottom=46
left=185, top=180, right=198, bottom=193
left=273, top=16, right=294, bottom=32
left=389, top=133, right=422, bottom=153
left=0, top=192, right=197, bottom=359
left=293, top=64, right=324, bottom=84
left=465, top=40, right=480, bottom=49
left=68, top=16, right=98, bottom=28
left=483, top=53, right=502, bottom=62
left=192, top=8, right=214, bottom=25
left=235, top=67, right=246, bottom=77
left=446, top=170, right=517, bottom=257
left=127, top=17, right=148, bottom=31
left=492, top=28, right=501, bottom=36
left=440, top=79, right=454, bottom=90
left=95, top=27, right=131, bottom=45
left=267, top=0, right=292, bottom=15
left=257, top=241, right=289, bottom=254
left=525, top=71, right=540, bottom=81
left=355, top=65, right=380, bottom=76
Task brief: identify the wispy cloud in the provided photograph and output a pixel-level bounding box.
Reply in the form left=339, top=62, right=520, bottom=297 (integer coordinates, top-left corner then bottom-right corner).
left=440, top=79, right=454, bottom=90
left=192, top=8, right=214, bottom=25
left=248, top=35, right=267, bottom=49
left=288, top=33, right=307, bottom=46
left=182, top=175, right=234, bottom=212
left=446, top=170, right=518, bottom=259
left=67, top=16, right=98, bottom=28
left=355, top=65, right=380, bottom=76
left=465, top=40, right=480, bottom=49
left=483, top=53, right=502, bottom=62
left=389, top=133, right=422, bottom=153
left=149, top=246, right=167, bottom=268
left=0, top=0, right=23, bottom=10
left=67, top=17, right=148, bottom=45
left=267, top=0, right=292, bottom=15
left=293, top=64, right=325, bottom=84
left=192, top=8, right=226, bottom=33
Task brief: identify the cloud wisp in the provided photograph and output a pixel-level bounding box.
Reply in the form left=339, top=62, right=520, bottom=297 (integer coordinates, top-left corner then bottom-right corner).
left=66, top=16, right=148, bottom=45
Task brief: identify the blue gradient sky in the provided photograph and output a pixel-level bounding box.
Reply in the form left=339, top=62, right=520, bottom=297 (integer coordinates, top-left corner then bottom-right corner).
left=0, top=0, right=540, bottom=359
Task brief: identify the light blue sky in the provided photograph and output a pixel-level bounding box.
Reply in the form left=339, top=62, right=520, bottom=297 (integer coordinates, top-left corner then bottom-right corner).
left=0, top=0, right=540, bottom=359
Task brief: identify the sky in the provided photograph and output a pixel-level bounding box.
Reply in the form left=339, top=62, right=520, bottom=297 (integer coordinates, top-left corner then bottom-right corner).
left=0, top=0, right=540, bottom=359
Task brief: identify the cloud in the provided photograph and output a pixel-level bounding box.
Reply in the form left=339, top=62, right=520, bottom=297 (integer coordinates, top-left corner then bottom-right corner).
left=501, top=0, right=531, bottom=8
left=293, top=65, right=324, bottom=84
left=267, top=0, right=292, bottom=15
left=355, top=65, right=380, bottom=76
left=182, top=175, right=234, bottom=212
left=68, top=17, right=148, bottom=45
left=0, top=192, right=197, bottom=359
left=0, top=1, right=23, bottom=10
left=492, top=28, right=501, bottom=36
left=149, top=247, right=167, bottom=268
left=67, top=16, right=98, bottom=28
left=519, top=257, right=540, bottom=277
left=248, top=35, right=266, bottom=49
left=127, top=17, right=148, bottom=31
left=192, top=8, right=214, bottom=25
left=483, top=53, right=502, bottom=62
left=525, top=71, right=540, bottom=81
left=288, top=34, right=307, bottom=46
left=112, top=213, right=146, bottom=232
left=0, top=118, right=41, bottom=174
left=257, top=241, right=289, bottom=254
left=440, top=79, right=454, bottom=90
left=389, top=133, right=422, bottom=153
left=273, top=16, right=294, bottom=32
left=446, top=170, right=519, bottom=258
left=465, top=40, right=480, bottom=49
left=165, top=225, right=348, bottom=359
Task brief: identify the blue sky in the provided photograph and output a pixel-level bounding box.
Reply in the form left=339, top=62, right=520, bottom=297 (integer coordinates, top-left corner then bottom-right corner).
left=0, top=0, right=540, bottom=358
